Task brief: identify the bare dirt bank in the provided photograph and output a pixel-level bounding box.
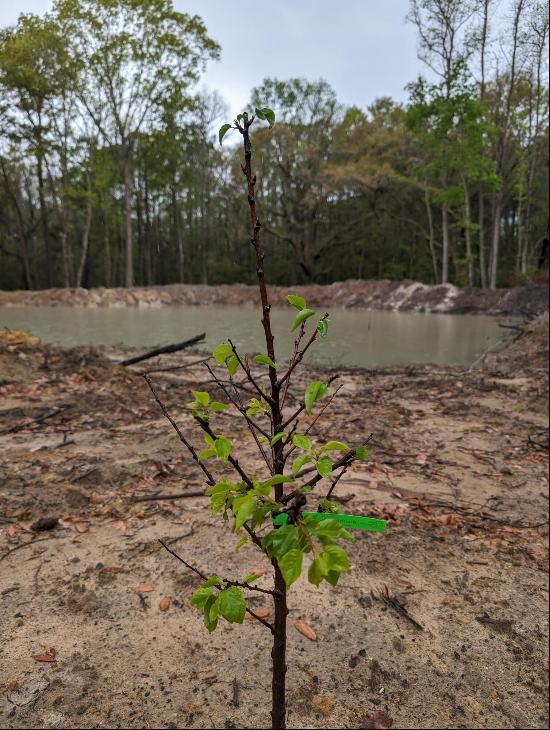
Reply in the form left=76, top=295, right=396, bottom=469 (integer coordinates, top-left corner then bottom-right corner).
left=1, top=279, right=548, bottom=316
left=0, top=316, right=548, bottom=729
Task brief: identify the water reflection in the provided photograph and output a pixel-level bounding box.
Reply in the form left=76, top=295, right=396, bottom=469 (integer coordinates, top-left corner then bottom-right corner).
left=0, top=305, right=514, bottom=368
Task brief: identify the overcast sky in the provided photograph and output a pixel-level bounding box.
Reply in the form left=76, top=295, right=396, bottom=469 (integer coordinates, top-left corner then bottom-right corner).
left=0, top=0, right=425, bottom=116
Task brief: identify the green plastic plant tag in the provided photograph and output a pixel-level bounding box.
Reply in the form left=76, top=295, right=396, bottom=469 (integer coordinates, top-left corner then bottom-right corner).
left=272, top=512, right=387, bottom=531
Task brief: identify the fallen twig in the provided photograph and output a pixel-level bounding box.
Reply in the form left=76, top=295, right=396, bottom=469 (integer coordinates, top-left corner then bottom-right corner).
left=120, top=333, right=206, bottom=367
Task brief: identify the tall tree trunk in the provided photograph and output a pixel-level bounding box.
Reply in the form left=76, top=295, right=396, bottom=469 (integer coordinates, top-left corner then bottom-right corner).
left=123, top=153, right=134, bottom=288
left=478, top=0, right=490, bottom=288
left=144, top=171, right=152, bottom=285
left=479, top=194, right=487, bottom=288
left=36, top=152, right=53, bottom=287
left=171, top=183, right=184, bottom=283
left=462, top=177, right=474, bottom=286
left=441, top=202, right=450, bottom=284
left=424, top=187, right=439, bottom=284
left=60, top=231, right=71, bottom=288
left=490, top=195, right=502, bottom=290
left=76, top=186, right=93, bottom=288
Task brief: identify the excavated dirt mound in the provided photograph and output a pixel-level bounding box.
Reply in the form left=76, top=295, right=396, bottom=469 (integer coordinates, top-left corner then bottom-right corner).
left=1, top=279, right=548, bottom=316
left=0, top=319, right=548, bottom=729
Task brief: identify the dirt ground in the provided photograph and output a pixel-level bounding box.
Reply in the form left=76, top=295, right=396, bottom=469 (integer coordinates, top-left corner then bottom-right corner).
left=0, top=315, right=548, bottom=729
left=0, top=279, right=548, bottom=317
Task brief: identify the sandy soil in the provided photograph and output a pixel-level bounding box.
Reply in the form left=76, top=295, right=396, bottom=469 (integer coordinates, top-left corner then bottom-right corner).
left=0, top=316, right=548, bottom=729
left=0, top=279, right=548, bottom=317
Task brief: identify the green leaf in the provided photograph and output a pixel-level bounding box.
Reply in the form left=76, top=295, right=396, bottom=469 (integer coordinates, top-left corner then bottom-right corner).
left=324, top=570, right=341, bottom=587
left=323, top=544, right=350, bottom=573
left=292, top=434, right=312, bottom=451
left=203, top=594, right=219, bottom=632
left=321, top=440, right=349, bottom=452
left=270, top=432, right=286, bottom=447
left=193, top=391, right=210, bottom=407
left=227, top=355, right=239, bottom=377
left=212, top=343, right=233, bottom=364
left=218, top=586, right=246, bottom=623
left=253, top=354, right=277, bottom=369
left=278, top=548, right=304, bottom=587
left=291, top=308, right=316, bottom=332
left=191, top=586, right=213, bottom=611
left=255, top=107, right=275, bottom=127
left=203, top=575, right=222, bottom=588
left=286, top=294, right=306, bottom=311
left=316, top=457, right=333, bottom=478
left=243, top=572, right=264, bottom=584
left=198, top=447, right=216, bottom=461
left=234, top=535, right=250, bottom=551
left=304, top=381, right=327, bottom=415
left=318, top=499, right=340, bottom=514
left=291, top=453, right=312, bottom=476
left=234, top=497, right=256, bottom=532
left=210, top=401, right=228, bottom=412
left=316, top=319, right=329, bottom=338
left=304, top=380, right=328, bottom=416
left=308, top=554, right=329, bottom=586
left=219, top=123, right=232, bottom=145
left=354, top=445, right=370, bottom=461
left=214, top=436, right=232, bottom=463
left=262, top=474, right=294, bottom=487
left=262, top=523, right=305, bottom=560
left=304, top=380, right=328, bottom=415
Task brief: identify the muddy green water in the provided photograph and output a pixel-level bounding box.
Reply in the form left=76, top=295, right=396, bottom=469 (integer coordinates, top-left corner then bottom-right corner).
left=0, top=306, right=515, bottom=368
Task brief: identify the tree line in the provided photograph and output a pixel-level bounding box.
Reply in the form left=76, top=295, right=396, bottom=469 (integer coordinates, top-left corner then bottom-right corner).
left=0, top=0, right=548, bottom=292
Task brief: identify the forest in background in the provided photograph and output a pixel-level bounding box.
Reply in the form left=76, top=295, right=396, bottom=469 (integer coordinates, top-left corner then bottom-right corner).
left=0, top=0, right=548, bottom=292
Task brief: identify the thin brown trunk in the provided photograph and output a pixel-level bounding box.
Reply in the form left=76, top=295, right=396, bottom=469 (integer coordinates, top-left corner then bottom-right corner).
left=441, top=201, right=450, bottom=284
left=76, top=184, right=93, bottom=288
left=479, top=194, right=487, bottom=288
left=123, top=153, right=134, bottom=288
left=37, top=152, right=53, bottom=287
left=490, top=195, right=502, bottom=290
left=240, top=114, right=286, bottom=729
left=462, top=176, right=474, bottom=286
left=424, top=187, right=439, bottom=284
left=271, top=567, right=288, bottom=730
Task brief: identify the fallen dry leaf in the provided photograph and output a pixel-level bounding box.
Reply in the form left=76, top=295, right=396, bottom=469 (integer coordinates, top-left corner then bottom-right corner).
left=360, top=710, right=394, bottom=729
left=114, top=520, right=127, bottom=532
left=249, top=567, right=269, bottom=577
left=312, top=695, right=334, bottom=716
left=159, top=596, right=171, bottom=612
left=245, top=607, right=271, bottom=620
left=293, top=620, right=317, bottom=641
left=33, top=648, right=56, bottom=663
left=131, top=584, right=154, bottom=593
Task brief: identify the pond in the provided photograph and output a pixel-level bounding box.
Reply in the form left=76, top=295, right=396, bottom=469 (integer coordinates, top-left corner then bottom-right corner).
left=0, top=306, right=515, bottom=368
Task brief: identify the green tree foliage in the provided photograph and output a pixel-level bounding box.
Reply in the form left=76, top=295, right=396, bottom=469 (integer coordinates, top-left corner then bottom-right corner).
left=0, top=0, right=547, bottom=291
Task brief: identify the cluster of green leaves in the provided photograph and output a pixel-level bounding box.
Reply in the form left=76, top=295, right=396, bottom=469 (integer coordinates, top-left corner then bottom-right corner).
left=262, top=515, right=353, bottom=588
left=286, top=294, right=328, bottom=339
left=290, top=435, right=349, bottom=478
left=186, top=390, right=228, bottom=421
left=191, top=578, right=246, bottom=632
left=219, top=107, right=276, bottom=145
left=205, top=475, right=287, bottom=532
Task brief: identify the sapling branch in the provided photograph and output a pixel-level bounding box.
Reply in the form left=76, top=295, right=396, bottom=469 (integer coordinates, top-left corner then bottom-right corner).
left=193, top=416, right=255, bottom=489
left=158, top=540, right=274, bottom=631
left=144, top=375, right=216, bottom=486
left=228, top=338, right=276, bottom=406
